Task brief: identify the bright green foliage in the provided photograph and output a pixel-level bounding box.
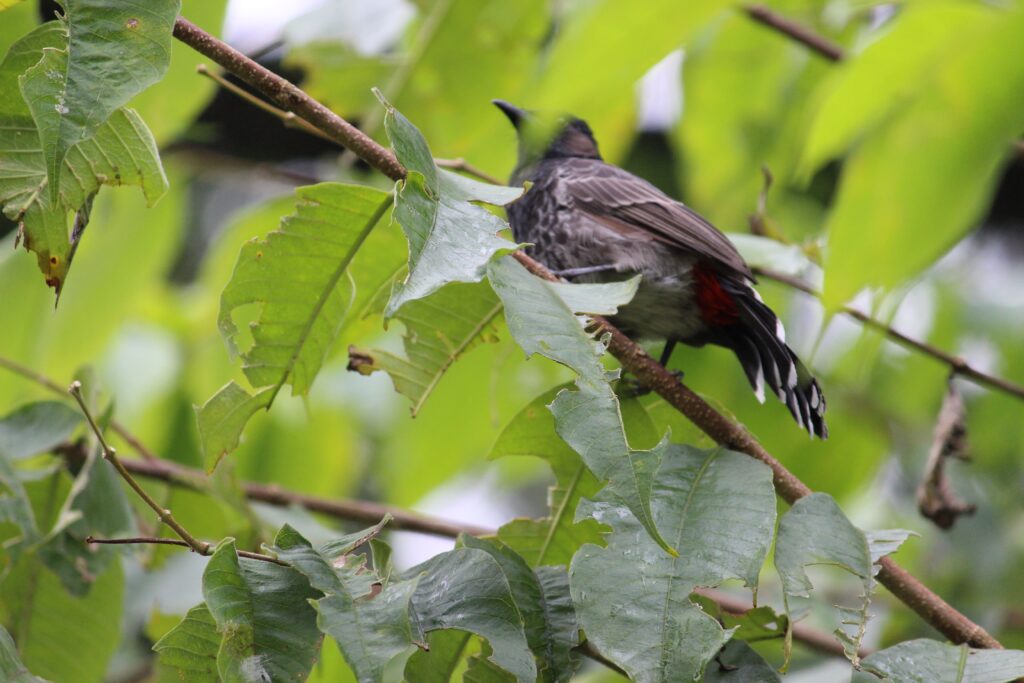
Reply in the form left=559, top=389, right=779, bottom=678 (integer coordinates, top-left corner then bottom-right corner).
left=488, top=255, right=674, bottom=555
left=570, top=446, right=777, bottom=681
left=202, top=539, right=323, bottom=683
left=195, top=382, right=274, bottom=472
left=219, top=183, right=393, bottom=399
left=379, top=96, right=522, bottom=316
left=17, top=0, right=178, bottom=202
left=853, top=639, right=1024, bottom=683
left=775, top=493, right=912, bottom=665
left=818, top=4, right=1024, bottom=307
left=0, top=624, right=47, bottom=683
left=153, top=603, right=220, bottom=683
left=350, top=280, right=503, bottom=415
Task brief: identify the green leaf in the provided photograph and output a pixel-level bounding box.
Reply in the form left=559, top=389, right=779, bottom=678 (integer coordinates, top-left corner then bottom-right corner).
left=0, top=555, right=124, bottom=683
left=728, top=234, right=817, bottom=279
left=704, top=640, right=781, bottom=683
left=492, top=387, right=605, bottom=567
left=0, top=0, right=29, bottom=11
left=487, top=255, right=673, bottom=555
left=349, top=280, right=503, bottom=415
left=855, top=639, right=1024, bottom=683
left=0, top=401, right=81, bottom=461
left=0, top=624, right=48, bottom=683
left=460, top=536, right=579, bottom=682
left=153, top=603, right=220, bottom=683
left=569, top=446, right=778, bottom=682
left=379, top=97, right=522, bottom=316
left=202, top=539, right=323, bottom=683
left=404, top=630, right=473, bottom=683
left=194, top=382, right=274, bottom=472
left=17, top=0, right=179, bottom=201
left=270, top=524, right=417, bottom=683
left=218, top=182, right=393, bottom=400
left=774, top=493, right=913, bottom=666
left=720, top=605, right=788, bottom=646
left=403, top=547, right=536, bottom=682
left=820, top=5, right=1024, bottom=307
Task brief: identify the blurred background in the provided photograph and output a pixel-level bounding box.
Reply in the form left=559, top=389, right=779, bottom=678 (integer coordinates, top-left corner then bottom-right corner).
left=1, top=0, right=1023, bottom=680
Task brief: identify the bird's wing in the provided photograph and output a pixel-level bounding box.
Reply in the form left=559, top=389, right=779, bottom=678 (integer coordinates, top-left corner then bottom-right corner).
left=563, top=160, right=753, bottom=279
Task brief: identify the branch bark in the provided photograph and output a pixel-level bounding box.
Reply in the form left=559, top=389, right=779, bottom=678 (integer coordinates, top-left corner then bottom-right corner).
left=170, top=14, right=1004, bottom=650
left=743, top=4, right=845, bottom=62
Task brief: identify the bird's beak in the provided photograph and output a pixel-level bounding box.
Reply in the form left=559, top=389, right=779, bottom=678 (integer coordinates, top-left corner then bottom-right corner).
left=492, top=99, right=527, bottom=128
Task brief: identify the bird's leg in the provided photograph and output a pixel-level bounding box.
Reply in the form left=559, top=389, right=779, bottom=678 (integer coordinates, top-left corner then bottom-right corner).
left=658, top=340, right=677, bottom=368
left=617, top=341, right=684, bottom=398
left=551, top=264, right=619, bottom=279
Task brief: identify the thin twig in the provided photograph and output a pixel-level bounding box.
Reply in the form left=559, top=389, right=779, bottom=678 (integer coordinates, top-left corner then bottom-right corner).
left=753, top=267, right=1024, bottom=402
left=171, top=14, right=1004, bottom=650
left=85, top=535, right=285, bottom=565
left=434, top=157, right=503, bottom=185
left=917, top=381, right=976, bottom=529
left=744, top=4, right=845, bottom=62
left=69, top=381, right=211, bottom=555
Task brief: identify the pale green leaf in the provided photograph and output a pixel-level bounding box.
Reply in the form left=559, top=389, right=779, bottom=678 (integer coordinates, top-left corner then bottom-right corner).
left=219, top=182, right=392, bottom=399
left=17, top=0, right=179, bottom=201
left=821, top=6, right=1024, bottom=307
left=403, top=547, right=537, bottom=682
left=194, top=382, right=274, bottom=473
left=570, top=446, right=777, bottom=682
left=855, top=639, right=1024, bottom=683
left=0, top=624, right=48, bottom=683
left=349, top=280, right=503, bottom=415
left=202, top=539, right=323, bottom=683
left=270, top=524, right=417, bottom=683
left=379, top=97, right=521, bottom=316
left=153, top=603, right=220, bottom=683
left=0, top=401, right=80, bottom=461
left=0, top=0, right=28, bottom=11
left=487, top=255, right=673, bottom=555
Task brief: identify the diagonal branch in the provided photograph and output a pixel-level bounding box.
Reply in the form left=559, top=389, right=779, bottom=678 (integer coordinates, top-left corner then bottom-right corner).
left=169, top=14, right=1004, bottom=650
left=743, top=4, right=845, bottom=62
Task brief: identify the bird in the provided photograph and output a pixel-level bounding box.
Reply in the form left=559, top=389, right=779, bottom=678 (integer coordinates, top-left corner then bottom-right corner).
left=494, top=100, right=827, bottom=438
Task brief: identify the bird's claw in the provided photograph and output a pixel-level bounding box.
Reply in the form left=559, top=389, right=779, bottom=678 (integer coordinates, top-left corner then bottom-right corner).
left=616, top=369, right=685, bottom=398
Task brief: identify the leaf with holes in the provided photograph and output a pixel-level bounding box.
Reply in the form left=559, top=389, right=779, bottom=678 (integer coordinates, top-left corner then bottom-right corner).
left=569, top=446, right=777, bottom=682
left=378, top=95, right=522, bottom=316
left=202, top=539, right=323, bottom=682
left=194, top=382, right=274, bottom=472
left=218, top=182, right=392, bottom=404
left=349, top=280, right=503, bottom=415
left=17, top=0, right=178, bottom=201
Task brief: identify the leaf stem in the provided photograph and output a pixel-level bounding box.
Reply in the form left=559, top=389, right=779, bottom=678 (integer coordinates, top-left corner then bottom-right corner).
left=85, top=535, right=285, bottom=565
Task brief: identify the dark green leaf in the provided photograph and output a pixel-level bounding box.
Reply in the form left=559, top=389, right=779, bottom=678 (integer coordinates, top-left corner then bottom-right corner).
left=704, top=640, right=781, bottom=683
left=0, top=402, right=80, bottom=461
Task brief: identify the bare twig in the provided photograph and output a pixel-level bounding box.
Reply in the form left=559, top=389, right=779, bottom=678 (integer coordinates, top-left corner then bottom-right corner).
left=171, top=13, right=1004, bottom=649
left=69, top=381, right=211, bottom=555
left=85, top=535, right=285, bottom=565
left=744, top=4, right=845, bottom=62
left=434, top=157, right=503, bottom=185
left=917, top=381, right=976, bottom=529
left=753, top=267, right=1024, bottom=403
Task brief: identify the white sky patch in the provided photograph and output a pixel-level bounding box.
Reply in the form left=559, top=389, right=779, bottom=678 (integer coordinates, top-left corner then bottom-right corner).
left=637, top=49, right=685, bottom=132
left=224, top=0, right=329, bottom=53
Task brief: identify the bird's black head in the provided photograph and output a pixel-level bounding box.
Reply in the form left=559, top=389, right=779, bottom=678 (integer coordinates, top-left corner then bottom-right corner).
left=493, top=100, right=602, bottom=174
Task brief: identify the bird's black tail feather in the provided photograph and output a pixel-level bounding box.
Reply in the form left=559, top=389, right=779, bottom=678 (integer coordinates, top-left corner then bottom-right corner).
left=722, top=282, right=828, bottom=439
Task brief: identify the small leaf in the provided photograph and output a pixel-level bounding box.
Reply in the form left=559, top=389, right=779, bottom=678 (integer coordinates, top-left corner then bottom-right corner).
left=202, top=539, right=323, bottom=683
left=704, top=640, right=781, bottom=683
left=855, top=639, right=1024, bottom=683
left=17, top=0, right=179, bottom=201
left=194, top=382, right=274, bottom=472
left=569, top=446, right=777, bottom=682
left=378, top=96, right=522, bottom=316
left=152, top=603, right=220, bottom=683
left=218, top=183, right=393, bottom=400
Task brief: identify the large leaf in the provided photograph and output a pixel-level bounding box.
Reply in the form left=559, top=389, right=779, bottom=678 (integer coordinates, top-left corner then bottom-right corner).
left=152, top=603, right=220, bottom=683
left=349, top=280, right=503, bottom=415
left=486, top=255, right=674, bottom=555
left=774, top=493, right=913, bottom=665
left=17, top=0, right=178, bottom=201
left=378, top=96, right=522, bottom=316
left=820, top=5, right=1024, bottom=307
left=569, top=446, right=777, bottom=682
left=270, top=524, right=417, bottom=683
left=0, top=624, right=48, bottom=683
left=491, top=386, right=605, bottom=567
left=403, top=547, right=536, bottom=682
left=219, top=183, right=393, bottom=400
left=852, top=639, right=1024, bottom=683
left=202, top=540, right=323, bottom=683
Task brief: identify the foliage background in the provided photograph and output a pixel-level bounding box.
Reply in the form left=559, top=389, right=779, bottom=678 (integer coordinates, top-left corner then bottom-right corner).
left=1, top=0, right=1023, bottom=681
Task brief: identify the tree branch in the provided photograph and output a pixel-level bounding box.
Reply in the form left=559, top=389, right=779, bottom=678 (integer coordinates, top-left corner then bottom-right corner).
left=753, top=267, right=1024, bottom=403
left=85, top=535, right=285, bottom=565
left=170, top=14, right=1003, bottom=649
left=743, top=4, right=845, bottom=62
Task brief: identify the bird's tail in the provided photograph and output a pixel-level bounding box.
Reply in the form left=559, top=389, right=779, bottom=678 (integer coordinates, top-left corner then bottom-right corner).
left=723, top=283, right=828, bottom=438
